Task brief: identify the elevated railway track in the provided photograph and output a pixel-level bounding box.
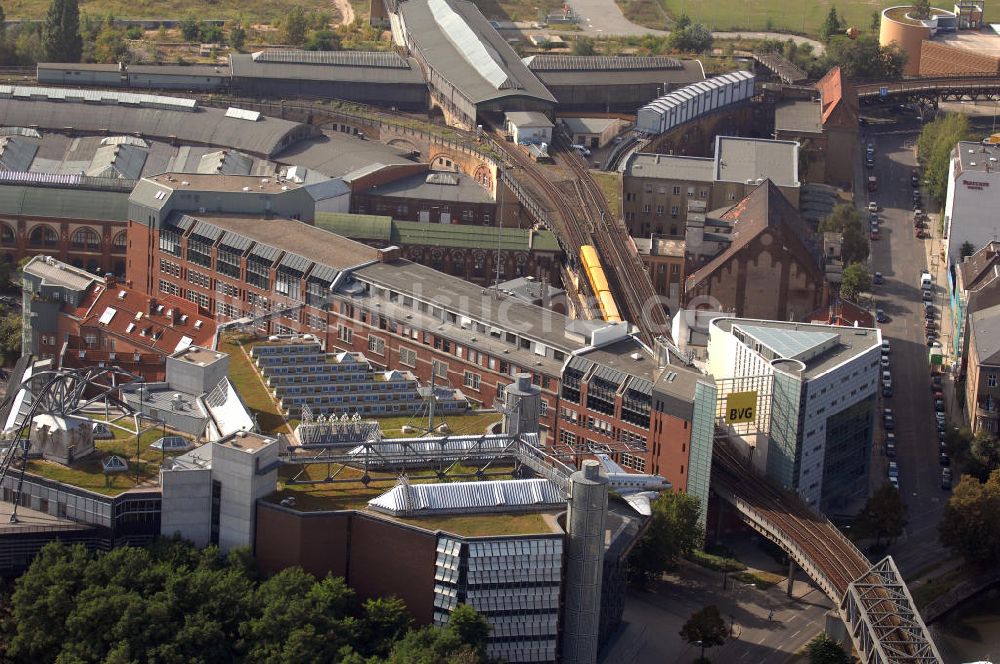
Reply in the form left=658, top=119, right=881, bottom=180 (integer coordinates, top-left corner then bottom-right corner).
left=713, top=440, right=942, bottom=663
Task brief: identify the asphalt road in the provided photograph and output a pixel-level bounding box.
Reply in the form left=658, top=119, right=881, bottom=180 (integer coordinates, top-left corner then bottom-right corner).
left=862, top=129, right=949, bottom=575
left=599, top=560, right=832, bottom=664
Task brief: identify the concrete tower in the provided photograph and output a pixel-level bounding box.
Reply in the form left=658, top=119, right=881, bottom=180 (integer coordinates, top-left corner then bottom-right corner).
left=562, top=459, right=609, bottom=664
left=502, top=373, right=541, bottom=435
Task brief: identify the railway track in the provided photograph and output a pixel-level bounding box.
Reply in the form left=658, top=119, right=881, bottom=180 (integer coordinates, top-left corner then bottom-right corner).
left=553, top=136, right=671, bottom=345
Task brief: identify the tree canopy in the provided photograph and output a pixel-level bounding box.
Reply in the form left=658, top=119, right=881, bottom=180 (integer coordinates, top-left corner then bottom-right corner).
left=668, top=15, right=713, bottom=53
left=41, top=0, right=82, bottom=62
left=917, top=113, right=973, bottom=206
left=824, top=35, right=907, bottom=81
left=807, top=633, right=851, bottom=664
left=840, top=263, right=872, bottom=302
left=939, top=468, right=1000, bottom=566
left=629, top=491, right=702, bottom=586
left=854, top=482, right=907, bottom=548
left=7, top=539, right=491, bottom=664
left=680, top=605, right=727, bottom=656
left=820, top=7, right=843, bottom=43
left=818, top=204, right=869, bottom=265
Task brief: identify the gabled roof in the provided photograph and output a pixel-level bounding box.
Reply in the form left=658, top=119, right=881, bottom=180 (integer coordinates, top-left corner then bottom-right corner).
left=815, top=67, right=858, bottom=130
left=971, top=302, right=1000, bottom=366
left=958, top=241, right=1000, bottom=292
left=804, top=299, right=875, bottom=328
left=685, top=180, right=822, bottom=293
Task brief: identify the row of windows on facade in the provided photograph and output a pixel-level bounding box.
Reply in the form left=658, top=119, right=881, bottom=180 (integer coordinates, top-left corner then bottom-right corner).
left=2, top=225, right=128, bottom=250
left=361, top=200, right=489, bottom=222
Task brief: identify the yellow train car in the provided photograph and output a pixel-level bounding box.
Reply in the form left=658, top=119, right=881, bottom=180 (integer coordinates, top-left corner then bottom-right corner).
left=579, top=245, right=622, bottom=323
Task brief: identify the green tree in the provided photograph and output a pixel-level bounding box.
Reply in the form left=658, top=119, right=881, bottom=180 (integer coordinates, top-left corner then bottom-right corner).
left=228, top=20, right=247, bottom=51
left=0, top=4, right=6, bottom=38
left=807, top=633, right=851, bottom=664
left=629, top=492, right=702, bottom=586
left=819, top=204, right=869, bottom=265
left=969, top=431, right=1000, bottom=479
left=42, top=0, right=83, bottom=62
left=917, top=113, right=973, bottom=205
left=446, top=603, right=491, bottom=660
left=840, top=262, right=872, bottom=302
left=824, top=35, right=906, bottom=80
left=572, top=36, right=596, bottom=56
left=360, top=597, right=413, bottom=658
left=93, top=23, right=130, bottom=64
left=0, top=309, right=20, bottom=361
left=961, top=241, right=976, bottom=258
left=820, top=7, right=842, bottom=42
left=855, top=482, right=907, bottom=548
left=179, top=14, right=200, bottom=41
left=200, top=23, right=224, bottom=44
left=939, top=468, right=1000, bottom=565
left=668, top=20, right=713, bottom=53
left=870, top=11, right=881, bottom=33
left=305, top=29, right=341, bottom=51
left=680, top=605, right=727, bottom=660
left=282, top=7, right=309, bottom=45
left=912, top=0, right=931, bottom=20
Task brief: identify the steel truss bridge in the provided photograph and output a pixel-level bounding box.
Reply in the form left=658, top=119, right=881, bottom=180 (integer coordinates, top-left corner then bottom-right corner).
left=713, top=440, right=941, bottom=664
left=858, top=76, right=1000, bottom=106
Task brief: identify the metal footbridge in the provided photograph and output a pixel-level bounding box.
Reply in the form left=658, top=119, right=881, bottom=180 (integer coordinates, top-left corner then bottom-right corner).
left=858, top=76, right=1000, bottom=105
left=713, top=441, right=942, bottom=664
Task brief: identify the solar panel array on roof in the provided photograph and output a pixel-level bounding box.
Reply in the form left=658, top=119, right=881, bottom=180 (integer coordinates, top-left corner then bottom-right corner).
left=428, top=0, right=520, bottom=90
left=190, top=219, right=224, bottom=242
left=224, top=107, right=261, bottom=122
left=0, top=85, right=198, bottom=111
left=279, top=252, right=311, bottom=273
left=0, top=170, right=81, bottom=186
left=525, top=55, right=682, bottom=71
left=249, top=242, right=281, bottom=262
left=308, top=264, right=339, bottom=283
left=219, top=231, right=252, bottom=253
left=251, top=49, right=411, bottom=68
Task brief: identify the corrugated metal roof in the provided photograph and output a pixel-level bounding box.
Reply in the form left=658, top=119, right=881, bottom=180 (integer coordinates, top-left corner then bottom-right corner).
left=279, top=252, right=311, bottom=273
left=249, top=242, right=281, bottom=262
left=197, top=150, right=253, bottom=176
left=315, top=212, right=393, bottom=242
left=0, top=183, right=129, bottom=221
left=308, top=264, right=339, bottom=283
left=0, top=84, right=197, bottom=111
left=225, top=107, right=261, bottom=122
left=428, top=0, right=518, bottom=90
left=525, top=54, right=682, bottom=71
left=85, top=143, right=147, bottom=179
left=219, top=231, right=252, bottom=253
left=251, top=50, right=411, bottom=68
left=230, top=54, right=424, bottom=85
left=368, top=478, right=564, bottom=515
left=0, top=137, right=38, bottom=171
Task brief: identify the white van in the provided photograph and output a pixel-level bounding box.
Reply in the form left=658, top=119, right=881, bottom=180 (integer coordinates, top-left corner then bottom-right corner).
left=920, top=271, right=933, bottom=290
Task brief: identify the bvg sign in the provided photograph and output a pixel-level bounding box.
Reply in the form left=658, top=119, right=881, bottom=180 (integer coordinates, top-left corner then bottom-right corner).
left=725, top=391, right=757, bottom=424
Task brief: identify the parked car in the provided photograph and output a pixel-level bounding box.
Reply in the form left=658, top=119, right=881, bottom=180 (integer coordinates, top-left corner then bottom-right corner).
left=890, top=475, right=900, bottom=490
left=940, top=453, right=951, bottom=467
left=935, top=399, right=945, bottom=412
left=884, top=414, right=895, bottom=430
left=941, top=468, right=952, bottom=490
left=882, top=370, right=892, bottom=387
left=882, top=340, right=891, bottom=353
left=876, top=309, right=888, bottom=323
left=874, top=271, right=883, bottom=285
left=915, top=228, right=928, bottom=239
left=881, top=355, right=890, bottom=368
left=888, top=461, right=899, bottom=478
left=871, top=229, right=880, bottom=240
left=868, top=202, right=878, bottom=213
left=912, top=170, right=920, bottom=187
left=932, top=375, right=943, bottom=389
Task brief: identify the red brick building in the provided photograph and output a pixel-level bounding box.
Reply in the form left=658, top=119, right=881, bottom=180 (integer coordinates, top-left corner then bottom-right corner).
left=685, top=180, right=827, bottom=321
left=22, top=256, right=216, bottom=380
left=0, top=181, right=131, bottom=276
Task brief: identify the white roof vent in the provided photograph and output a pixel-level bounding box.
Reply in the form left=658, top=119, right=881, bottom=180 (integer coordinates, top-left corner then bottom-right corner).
left=117, top=290, right=126, bottom=300
left=630, top=352, right=642, bottom=361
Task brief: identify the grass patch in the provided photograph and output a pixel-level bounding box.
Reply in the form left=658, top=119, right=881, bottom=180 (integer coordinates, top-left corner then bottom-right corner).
left=271, top=462, right=518, bottom=512
left=732, top=570, right=782, bottom=589
left=690, top=549, right=746, bottom=572
left=219, top=334, right=293, bottom=437
left=470, top=0, right=562, bottom=22
left=911, top=566, right=976, bottom=609
left=397, top=511, right=555, bottom=536
left=6, top=0, right=335, bottom=21
left=24, top=423, right=193, bottom=496
left=615, top=0, right=671, bottom=31
left=590, top=171, right=622, bottom=220
left=611, top=0, right=1000, bottom=38
left=376, top=411, right=502, bottom=438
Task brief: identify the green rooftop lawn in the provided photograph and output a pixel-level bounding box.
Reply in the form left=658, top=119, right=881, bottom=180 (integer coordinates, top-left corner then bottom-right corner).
left=272, top=462, right=518, bottom=512
left=376, top=412, right=502, bottom=438
left=396, top=511, right=556, bottom=537
left=219, top=334, right=294, bottom=437
left=24, top=421, right=193, bottom=497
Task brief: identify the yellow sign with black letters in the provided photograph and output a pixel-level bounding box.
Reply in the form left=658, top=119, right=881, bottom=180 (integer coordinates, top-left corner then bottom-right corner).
left=725, top=391, right=757, bottom=424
